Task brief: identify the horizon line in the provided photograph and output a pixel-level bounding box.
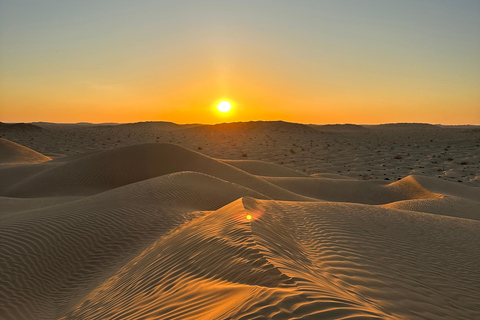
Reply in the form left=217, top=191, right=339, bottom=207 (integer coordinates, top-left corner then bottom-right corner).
left=2, top=120, right=480, bottom=126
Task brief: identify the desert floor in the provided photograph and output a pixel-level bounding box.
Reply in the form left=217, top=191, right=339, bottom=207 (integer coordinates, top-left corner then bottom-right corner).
left=1, top=121, right=479, bottom=319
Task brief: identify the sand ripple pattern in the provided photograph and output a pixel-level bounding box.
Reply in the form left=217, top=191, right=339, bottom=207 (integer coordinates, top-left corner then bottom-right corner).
left=1, top=142, right=479, bottom=319
left=0, top=173, right=267, bottom=320
left=58, top=197, right=480, bottom=319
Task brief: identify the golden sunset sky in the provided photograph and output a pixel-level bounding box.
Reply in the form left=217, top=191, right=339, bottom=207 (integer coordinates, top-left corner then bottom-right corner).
left=1, top=1, right=479, bottom=124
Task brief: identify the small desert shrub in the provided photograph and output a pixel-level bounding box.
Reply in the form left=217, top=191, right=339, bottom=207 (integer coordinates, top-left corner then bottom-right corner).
left=290, top=149, right=296, bottom=154
left=242, top=153, right=247, bottom=157
left=393, top=155, right=402, bottom=159
left=461, top=161, right=468, bottom=165
left=198, top=147, right=202, bottom=150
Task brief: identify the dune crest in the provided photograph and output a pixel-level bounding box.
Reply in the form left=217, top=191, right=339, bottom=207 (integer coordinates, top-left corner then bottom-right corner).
left=0, top=138, right=51, bottom=165
left=60, top=197, right=480, bottom=319
left=4, top=143, right=311, bottom=200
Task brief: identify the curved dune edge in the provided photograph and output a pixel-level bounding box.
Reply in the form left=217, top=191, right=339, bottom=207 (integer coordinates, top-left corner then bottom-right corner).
left=59, top=197, right=480, bottom=320
left=4, top=143, right=312, bottom=201
left=0, top=172, right=269, bottom=320
left=410, top=175, right=480, bottom=202
left=0, top=138, right=51, bottom=165
left=263, top=174, right=442, bottom=204
left=383, top=195, right=480, bottom=221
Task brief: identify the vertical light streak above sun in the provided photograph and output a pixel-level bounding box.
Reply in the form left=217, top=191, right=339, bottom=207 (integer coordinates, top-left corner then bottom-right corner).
left=0, top=1, right=479, bottom=124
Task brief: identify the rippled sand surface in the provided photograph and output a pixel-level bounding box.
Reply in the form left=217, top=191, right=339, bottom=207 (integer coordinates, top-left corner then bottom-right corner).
left=1, top=123, right=479, bottom=319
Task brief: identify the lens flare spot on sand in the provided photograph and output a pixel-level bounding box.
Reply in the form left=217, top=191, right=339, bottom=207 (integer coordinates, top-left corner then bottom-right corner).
left=246, top=214, right=252, bottom=220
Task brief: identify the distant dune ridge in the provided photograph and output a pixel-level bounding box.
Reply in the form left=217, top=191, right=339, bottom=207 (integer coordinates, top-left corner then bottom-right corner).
left=0, top=122, right=479, bottom=319
left=0, top=122, right=44, bottom=132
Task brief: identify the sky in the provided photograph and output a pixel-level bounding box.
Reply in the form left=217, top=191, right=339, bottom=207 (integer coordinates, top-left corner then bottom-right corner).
left=1, top=0, right=479, bottom=124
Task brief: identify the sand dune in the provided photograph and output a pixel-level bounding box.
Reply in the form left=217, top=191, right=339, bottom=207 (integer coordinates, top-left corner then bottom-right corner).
left=385, top=196, right=480, bottom=221
left=3, top=121, right=478, bottom=185
left=1, top=131, right=479, bottom=319
left=59, top=198, right=480, bottom=319
left=0, top=138, right=51, bottom=165
left=262, top=175, right=441, bottom=204
left=4, top=143, right=311, bottom=200
left=410, top=175, right=480, bottom=201
left=0, top=172, right=269, bottom=319
left=0, top=122, right=44, bottom=132
left=222, top=159, right=308, bottom=177
left=0, top=162, right=60, bottom=194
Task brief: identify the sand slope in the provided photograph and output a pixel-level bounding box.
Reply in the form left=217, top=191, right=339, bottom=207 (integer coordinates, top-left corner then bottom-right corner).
left=1, top=141, right=479, bottom=320
left=0, top=138, right=51, bottom=165
left=262, top=175, right=442, bottom=204
left=60, top=198, right=480, bottom=320
left=0, top=172, right=269, bottom=319
left=4, top=143, right=311, bottom=200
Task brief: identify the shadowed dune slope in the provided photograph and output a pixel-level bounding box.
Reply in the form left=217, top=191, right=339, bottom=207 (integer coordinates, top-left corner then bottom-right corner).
left=0, top=196, right=82, bottom=216
left=0, top=138, right=51, bottom=165
left=4, top=143, right=312, bottom=200
left=310, top=173, right=356, bottom=179
left=0, top=162, right=60, bottom=194
left=222, top=159, right=308, bottom=177
left=263, top=175, right=442, bottom=204
left=0, top=172, right=270, bottom=320
left=59, top=197, right=480, bottom=320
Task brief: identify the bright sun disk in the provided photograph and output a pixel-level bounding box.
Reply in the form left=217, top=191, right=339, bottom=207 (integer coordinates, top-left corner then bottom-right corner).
left=217, top=101, right=232, bottom=113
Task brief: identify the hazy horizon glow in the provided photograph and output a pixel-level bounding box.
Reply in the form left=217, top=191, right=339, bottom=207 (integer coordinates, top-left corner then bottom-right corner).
left=1, top=0, right=479, bottom=124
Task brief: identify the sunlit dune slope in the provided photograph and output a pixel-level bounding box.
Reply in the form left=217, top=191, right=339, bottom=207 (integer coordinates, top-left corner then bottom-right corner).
left=0, top=172, right=269, bottom=319
left=0, top=138, right=51, bottom=165
left=410, top=175, right=480, bottom=201
left=61, top=197, right=480, bottom=320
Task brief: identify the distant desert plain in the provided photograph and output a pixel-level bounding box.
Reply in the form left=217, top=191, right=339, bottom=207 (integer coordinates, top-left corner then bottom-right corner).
left=1, top=121, right=479, bottom=319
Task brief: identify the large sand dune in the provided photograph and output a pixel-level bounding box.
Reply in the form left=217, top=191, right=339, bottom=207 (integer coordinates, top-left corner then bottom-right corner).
left=0, top=138, right=51, bottom=165
left=0, top=126, right=479, bottom=319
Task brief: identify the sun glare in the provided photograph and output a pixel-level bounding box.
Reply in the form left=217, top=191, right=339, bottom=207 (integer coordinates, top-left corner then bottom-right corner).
left=246, top=214, right=252, bottom=220
left=217, top=101, right=232, bottom=113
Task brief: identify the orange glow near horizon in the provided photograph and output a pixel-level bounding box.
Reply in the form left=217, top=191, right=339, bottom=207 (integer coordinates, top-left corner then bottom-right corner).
left=1, top=63, right=479, bottom=125
left=1, top=2, right=479, bottom=125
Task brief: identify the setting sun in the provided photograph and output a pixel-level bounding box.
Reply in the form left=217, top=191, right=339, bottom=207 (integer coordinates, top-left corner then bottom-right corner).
left=217, top=101, right=232, bottom=113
